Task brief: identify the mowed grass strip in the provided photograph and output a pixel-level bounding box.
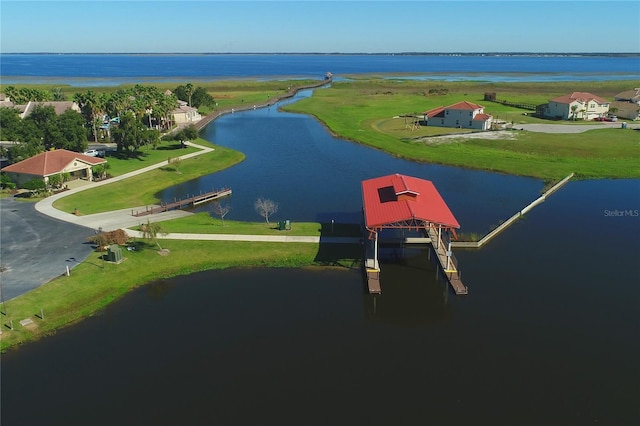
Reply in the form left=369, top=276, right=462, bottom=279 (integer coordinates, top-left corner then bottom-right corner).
left=0, top=238, right=363, bottom=351
left=103, top=141, right=201, bottom=177
left=53, top=140, right=245, bottom=215
left=283, top=79, right=640, bottom=179
left=151, top=212, right=362, bottom=237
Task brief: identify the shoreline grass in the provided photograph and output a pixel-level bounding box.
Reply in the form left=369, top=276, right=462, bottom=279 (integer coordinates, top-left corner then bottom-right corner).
left=0, top=239, right=362, bottom=352
left=282, top=79, right=640, bottom=179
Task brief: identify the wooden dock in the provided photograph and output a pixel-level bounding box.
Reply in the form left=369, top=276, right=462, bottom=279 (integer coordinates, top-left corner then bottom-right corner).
left=426, top=225, right=468, bottom=295
left=365, top=258, right=381, bottom=294
left=133, top=188, right=232, bottom=217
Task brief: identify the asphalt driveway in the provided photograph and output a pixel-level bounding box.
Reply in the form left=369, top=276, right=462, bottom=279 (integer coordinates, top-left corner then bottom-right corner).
left=0, top=196, right=96, bottom=301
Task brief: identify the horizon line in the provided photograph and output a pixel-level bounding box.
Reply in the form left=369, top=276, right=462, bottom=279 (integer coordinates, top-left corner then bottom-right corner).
left=2, top=51, right=639, bottom=56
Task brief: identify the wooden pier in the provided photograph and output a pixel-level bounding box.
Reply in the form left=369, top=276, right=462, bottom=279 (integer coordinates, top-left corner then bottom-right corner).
left=133, top=188, right=232, bottom=217
left=365, top=259, right=381, bottom=294
left=426, top=225, right=467, bottom=295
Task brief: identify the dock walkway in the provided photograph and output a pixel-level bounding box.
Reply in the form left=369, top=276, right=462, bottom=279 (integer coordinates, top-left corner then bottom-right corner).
left=133, top=188, right=231, bottom=217
left=426, top=225, right=468, bottom=295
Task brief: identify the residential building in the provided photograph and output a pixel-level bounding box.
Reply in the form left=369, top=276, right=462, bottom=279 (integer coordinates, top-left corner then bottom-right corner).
left=171, top=100, right=202, bottom=125
left=611, top=88, right=640, bottom=120
left=423, top=101, right=493, bottom=130
left=542, top=92, right=610, bottom=120
left=1, top=149, right=106, bottom=187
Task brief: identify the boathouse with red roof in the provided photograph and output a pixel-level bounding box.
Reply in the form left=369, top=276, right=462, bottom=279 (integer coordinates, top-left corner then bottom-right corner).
left=361, top=174, right=467, bottom=295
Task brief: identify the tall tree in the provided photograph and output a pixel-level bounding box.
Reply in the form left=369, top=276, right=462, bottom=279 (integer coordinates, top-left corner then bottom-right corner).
left=111, top=110, right=146, bottom=156
left=44, top=109, right=88, bottom=151
left=74, top=90, right=104, bottom=143
left=185, top=83, right=194, bottom=107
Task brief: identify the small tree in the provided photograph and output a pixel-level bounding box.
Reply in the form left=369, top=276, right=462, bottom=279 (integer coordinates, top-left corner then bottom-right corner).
left=140, top=220, right=167, bottom=250
left=570, top=104, right=578, bottom=121
left=255, top=198, right=278, bottom=224
left=211, top=201, right=231, bottom=226
left=48, top=173, right=63, bottom=189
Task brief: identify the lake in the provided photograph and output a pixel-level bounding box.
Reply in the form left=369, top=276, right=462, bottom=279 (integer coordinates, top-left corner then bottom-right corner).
left=1, top=57, right=639, bottom=424
left=1, top=53, right=638, bottom=85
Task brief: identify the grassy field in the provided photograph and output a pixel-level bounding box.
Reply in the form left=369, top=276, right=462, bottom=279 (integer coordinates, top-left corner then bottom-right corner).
left=283, top=79, right=640, bottom=179
left=53, top=139, right=245, bottom=215
left=100, top=140, right=201, bottom=176
left=146, top=212, right=362, bottom=237
left=0, top=239, right=361, bottom=351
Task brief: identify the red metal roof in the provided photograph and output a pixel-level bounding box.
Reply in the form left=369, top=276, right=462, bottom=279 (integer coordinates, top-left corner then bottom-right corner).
left=362, top=174, right=460, bottom=229
left=1, top=149, right=106, bottom=177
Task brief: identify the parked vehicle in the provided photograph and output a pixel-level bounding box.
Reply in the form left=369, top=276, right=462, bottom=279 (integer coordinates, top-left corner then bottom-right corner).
left=83, top=149, right=105, bottom=157
left=605, top=115, right=618, bottom=122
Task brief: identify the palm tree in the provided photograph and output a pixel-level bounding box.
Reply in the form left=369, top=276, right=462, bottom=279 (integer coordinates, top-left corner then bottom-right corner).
left=185, top=83, right=194, bottom=107
left=570, top=104, right=579, bottom=121
left=140, top=220, right=167, bottom=250
left=73, top=90, right=105, bottom=143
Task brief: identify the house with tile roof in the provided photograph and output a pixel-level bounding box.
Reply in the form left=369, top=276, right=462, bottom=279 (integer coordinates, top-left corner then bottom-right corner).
left=611, top=88, right=640, bottom=121
left=1, top=149, right=106, bottom=187
left=423, top=101, right=493, bottom=130
left=542, top=92, right=610, bottom=120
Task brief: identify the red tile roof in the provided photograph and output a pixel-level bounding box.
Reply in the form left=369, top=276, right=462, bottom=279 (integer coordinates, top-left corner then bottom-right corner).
left=446, top=101, right=484, bottom=110
left=473, top=113, right=492, bottom=121
left=424, top=101, right=484, bottom=117
left=550, top=92, right=609, bottom=104
left=1, top=149, right=106, bottom=177
left=424, top=106, right=446, bottom=118
left=362, top=174, right=460, bottom=229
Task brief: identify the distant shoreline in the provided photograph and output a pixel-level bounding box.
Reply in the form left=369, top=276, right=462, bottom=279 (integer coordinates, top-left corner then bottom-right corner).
left=2, top=52, right=639, bottom=57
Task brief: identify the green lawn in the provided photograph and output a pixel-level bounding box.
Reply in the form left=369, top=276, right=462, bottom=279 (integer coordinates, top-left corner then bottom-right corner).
left=283, top=79, right=640, bottom=179
left=152, top=212, right=362, bottom=237
left=102, top=141, right=201, bottom=176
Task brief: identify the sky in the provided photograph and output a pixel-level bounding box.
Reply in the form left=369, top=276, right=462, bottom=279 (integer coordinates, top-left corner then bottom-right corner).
left=1, top=0, right=639, bottom=54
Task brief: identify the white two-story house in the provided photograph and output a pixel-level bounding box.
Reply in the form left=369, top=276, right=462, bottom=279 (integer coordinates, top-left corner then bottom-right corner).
left=423, top=101, right=493, bottom=130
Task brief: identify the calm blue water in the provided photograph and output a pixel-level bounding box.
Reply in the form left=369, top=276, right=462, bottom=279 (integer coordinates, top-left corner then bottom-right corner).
left=1, top=53, right=638, bottom=85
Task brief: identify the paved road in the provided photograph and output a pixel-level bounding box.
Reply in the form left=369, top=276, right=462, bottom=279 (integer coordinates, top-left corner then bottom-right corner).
left=0, top=196, right=96, bottom=300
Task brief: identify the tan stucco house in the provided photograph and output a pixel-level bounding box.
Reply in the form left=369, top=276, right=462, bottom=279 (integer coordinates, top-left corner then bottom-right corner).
left=171, top=100, right=202, bottom=124
left=611, top=89, right=640, bottom=120
left=542, top=92, right=610, bottom=120
left=1, top=149, right=106, bottom=187
left=423, top=101, right=493, bottom=130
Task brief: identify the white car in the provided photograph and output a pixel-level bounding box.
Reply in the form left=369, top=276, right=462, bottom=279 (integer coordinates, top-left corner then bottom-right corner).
left=83, top=149, right=103, bottom=157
